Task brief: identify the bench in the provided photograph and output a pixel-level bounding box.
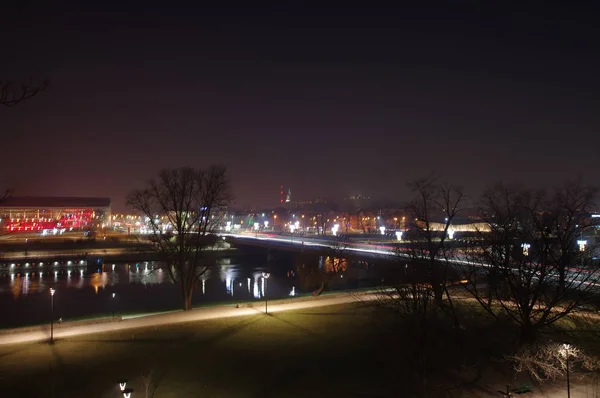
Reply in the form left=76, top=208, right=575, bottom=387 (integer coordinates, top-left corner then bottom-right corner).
left=512, top=382, right=534, bottom=394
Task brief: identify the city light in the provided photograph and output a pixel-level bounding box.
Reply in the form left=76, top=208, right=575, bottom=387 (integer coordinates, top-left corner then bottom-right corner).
left=262, top=272, right=271, bottom=314
left=395, top=231, right=403, bottom=241
left=521, top=243, right=531, bottom=256
left=379, top=226, right=385, bottom=235
left=559, top=344, right=575, bottom=398
left=332, top=224, right=339, bottom=236
left=49, top=288, right=56, bottom=343
left=577, top=240, right=587, bottom=251
left=447, top=229, right=455, bottom=239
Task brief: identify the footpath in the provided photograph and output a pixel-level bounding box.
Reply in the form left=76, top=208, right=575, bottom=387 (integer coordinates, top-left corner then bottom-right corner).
left=0, top=291, right=378, bottom=346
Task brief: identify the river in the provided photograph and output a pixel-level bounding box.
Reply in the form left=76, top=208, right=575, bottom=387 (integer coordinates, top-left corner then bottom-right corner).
left=0, top=250, right=404, bottom=328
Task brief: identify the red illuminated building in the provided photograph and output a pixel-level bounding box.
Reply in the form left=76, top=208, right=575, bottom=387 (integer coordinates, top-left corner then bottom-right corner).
left=0, top=197, right=111, bottom=233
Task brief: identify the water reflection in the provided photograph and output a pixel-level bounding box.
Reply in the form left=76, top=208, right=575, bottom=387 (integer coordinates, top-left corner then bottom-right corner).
left=0, top=259, right=278, bottom=300
left=0, top=253, right=402, bottom=328
left=253, top=276, right=260, bottom=299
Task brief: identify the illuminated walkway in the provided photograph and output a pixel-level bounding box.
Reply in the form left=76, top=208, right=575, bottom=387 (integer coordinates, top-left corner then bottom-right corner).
left=0, top=292, right=377, bottom=346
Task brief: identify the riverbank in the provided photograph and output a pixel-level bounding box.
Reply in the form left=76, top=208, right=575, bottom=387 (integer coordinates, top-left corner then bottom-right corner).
left=0, top=297, right=595, bottom=398
left=0, top=289, right=379, bottom=345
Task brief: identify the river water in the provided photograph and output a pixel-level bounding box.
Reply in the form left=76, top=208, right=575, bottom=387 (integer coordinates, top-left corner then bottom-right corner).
left=0, top=250, right=403, bottom=328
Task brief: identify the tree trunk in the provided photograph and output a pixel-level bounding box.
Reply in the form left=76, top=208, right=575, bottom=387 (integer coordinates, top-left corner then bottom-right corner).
left=429, top=261, right=444, bottom=307
left=519, top=323, right=537, bottom=344
left=558, top=267, right=566, bottom=295
left=313, top=280, right=328, bottom=296
left=486, top=269, right=496, bottom=307
left=183, top=287, right=194, bottom=310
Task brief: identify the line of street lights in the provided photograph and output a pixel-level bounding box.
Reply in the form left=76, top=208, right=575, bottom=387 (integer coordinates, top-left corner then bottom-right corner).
left=48, top=288, right=119, bottom=344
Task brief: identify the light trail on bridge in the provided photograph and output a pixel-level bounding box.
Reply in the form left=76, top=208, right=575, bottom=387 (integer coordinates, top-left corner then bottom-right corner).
left=223, top=232, right=600, bottom=291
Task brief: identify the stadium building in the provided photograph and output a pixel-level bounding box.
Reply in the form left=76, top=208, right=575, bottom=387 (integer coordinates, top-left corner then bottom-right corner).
left=0, top=197, right=111, bottom=233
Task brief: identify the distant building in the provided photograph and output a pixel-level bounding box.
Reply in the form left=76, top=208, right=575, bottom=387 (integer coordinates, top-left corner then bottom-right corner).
left=0, top=196, right=111, bottom=233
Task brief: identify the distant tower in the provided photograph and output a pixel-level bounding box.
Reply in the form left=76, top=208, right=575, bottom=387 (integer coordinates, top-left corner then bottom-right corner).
left=280, top=185, right=285, bottom=204
left=285, top=189, right=291, bottom=203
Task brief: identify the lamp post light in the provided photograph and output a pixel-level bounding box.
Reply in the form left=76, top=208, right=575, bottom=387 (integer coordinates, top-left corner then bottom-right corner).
left=559, top=343, right=573, bottom=398
left=49, top=288, right=56, bottom=343
left=262, top=272, right=270, bottom=314
left=521, top=243, right=531, bottom=257
left=577, top=239, right=587, bottom=267
left=112, top=293, right=117, bottom=319
left=254, top=221, right=260, bottom=237
left=118, top=380, right=127, bottom=392
left=331, top=224, right=339, bottom=236
left=122, top=388, right=134, bottom=398
left=395, top=231, right=403, bottom=241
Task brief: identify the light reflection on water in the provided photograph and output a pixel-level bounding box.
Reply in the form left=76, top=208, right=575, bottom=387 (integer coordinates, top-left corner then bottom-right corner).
left=0, top=260, right=282, bottom=300
left=0, top=255, right=382, bottom=300
left=0, top=254, right=395, bottom=327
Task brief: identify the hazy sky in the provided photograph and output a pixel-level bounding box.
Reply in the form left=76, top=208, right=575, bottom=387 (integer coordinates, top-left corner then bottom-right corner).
left=1, top=1, right=599, bottom=210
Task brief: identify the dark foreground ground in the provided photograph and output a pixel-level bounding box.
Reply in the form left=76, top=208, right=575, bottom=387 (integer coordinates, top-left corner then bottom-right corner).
left=0, top=301, right=598, bottom=398
left=0, top=303, right=405, bottom=398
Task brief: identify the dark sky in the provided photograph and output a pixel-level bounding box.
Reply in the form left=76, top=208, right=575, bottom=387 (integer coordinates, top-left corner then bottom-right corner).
left=1, top=1, right=599, bottom=211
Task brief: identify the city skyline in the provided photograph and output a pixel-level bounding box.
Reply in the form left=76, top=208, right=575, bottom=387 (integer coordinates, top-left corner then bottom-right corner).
left=2, top=2, right=600, bottom=211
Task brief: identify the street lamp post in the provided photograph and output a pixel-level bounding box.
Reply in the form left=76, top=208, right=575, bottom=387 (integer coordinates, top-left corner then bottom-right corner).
left=262, top=272, right=270, bottom=314
left=112, top=293, right=117, bottom=319
left=49, top=288, right=55, bottom=343
left=560, top=343, right=572, bottom=398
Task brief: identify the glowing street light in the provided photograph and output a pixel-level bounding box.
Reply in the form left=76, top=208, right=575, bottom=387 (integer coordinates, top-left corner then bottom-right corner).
left=118, top=380, right=127, bottom=392
left=521, top=243, right=531, bottom=257
left=395, top=231, right=403, bottom=241
left=447, top=229, right=455, bottom=240
left=262, top=272, right=271, bottom=314
left=122, top=388, right=134, bottom=398
left=111, top=293, right=117, bottom=319
left=332, top=224, right=340, bottom=236
left=577, top=240, right=587, bottom=252
left=379, top=226, right=386, bottom=235
left=263, top=220, right=269, bottom=228
left=49, top=288, right=56, bottom=343
left=559, top=343, right=574, bottom=398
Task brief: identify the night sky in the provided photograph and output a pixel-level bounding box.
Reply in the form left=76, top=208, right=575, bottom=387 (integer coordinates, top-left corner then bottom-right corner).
left=1, top=1, right=599, bottom=211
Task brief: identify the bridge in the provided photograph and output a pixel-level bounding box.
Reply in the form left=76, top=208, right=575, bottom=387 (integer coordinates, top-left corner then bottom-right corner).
left=225, top=232, right=403, bottom=258
left=224, top=232, right=600, bottom=291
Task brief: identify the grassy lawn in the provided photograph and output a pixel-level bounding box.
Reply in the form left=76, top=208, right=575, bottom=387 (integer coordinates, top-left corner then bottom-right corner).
left=0, top=303, right=405, bottom=398
left=1, top=298, right=599, bottom=398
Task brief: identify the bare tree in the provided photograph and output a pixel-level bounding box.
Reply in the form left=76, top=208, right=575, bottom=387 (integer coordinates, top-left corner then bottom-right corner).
left=405, top=176, right=465, bottom=308
left=542, top=181, right=598, bottom=295
left=0, top=188, right=12, bottom=203
left=462, top=182, right=600, bottom=343
left=376, top=281, right=437, bottom=396
left=0, top=79, right=47, bottom=107
left=508, top=342, right=600, bottom=384
left=312, top=235, right=348, bottom=296
left=127, top=166, right=231, bottom=310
